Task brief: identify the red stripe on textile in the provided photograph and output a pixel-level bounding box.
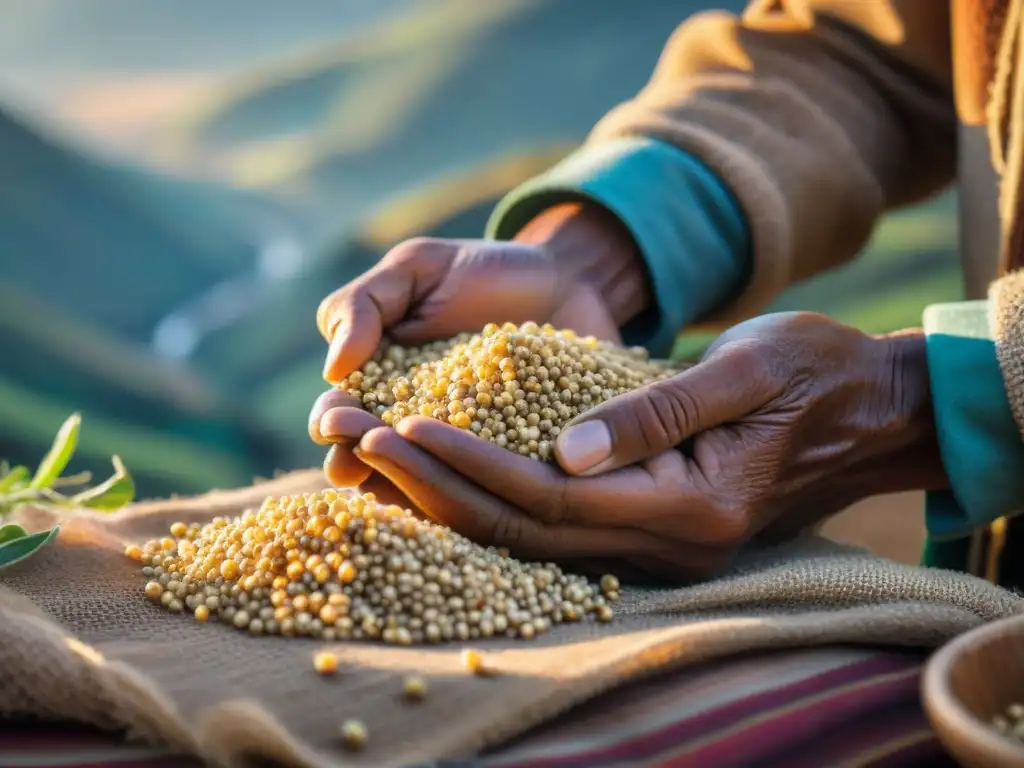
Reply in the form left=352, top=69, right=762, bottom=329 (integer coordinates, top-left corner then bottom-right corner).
left=736, top=700, right=936, bottom=768
left=488, top=652, right=922, bottom=768
left=657, top=666, right=922, bottom=767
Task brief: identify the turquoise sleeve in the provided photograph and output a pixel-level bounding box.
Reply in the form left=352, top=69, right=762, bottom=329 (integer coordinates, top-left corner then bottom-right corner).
left=485, top=137, right=751, bottom=358
left=923, top=301, right=1024, bottom=541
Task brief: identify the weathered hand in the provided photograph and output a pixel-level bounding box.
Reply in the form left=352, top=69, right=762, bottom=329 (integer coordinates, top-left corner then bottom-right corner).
left=312, top=202, right=650, bottom=489
left=552, top=312, right=948, bottom=542
left=320, top=312, right=946, bottom=582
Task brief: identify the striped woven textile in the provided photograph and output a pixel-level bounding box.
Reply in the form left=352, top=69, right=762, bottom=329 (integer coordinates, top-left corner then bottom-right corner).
left=0, top=646, right=955, bottom=768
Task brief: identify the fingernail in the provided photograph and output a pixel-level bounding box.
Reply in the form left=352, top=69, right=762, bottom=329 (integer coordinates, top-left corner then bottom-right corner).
left=557, top=421, right=612, bottom=474
left=320, top=411, right=367, bottom=440
left=322, top=331, right=347, bottom=382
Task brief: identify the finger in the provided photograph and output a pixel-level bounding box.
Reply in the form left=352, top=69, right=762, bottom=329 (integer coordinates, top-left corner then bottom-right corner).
left=395, top=416, right=562, bottom=516
left=394, top=416, right=688, bottom=527
left=319, top=406, right=385, bottom=442
left=324, top=444, right=373, bottom=487
left=554, top=346, right=781, bottom=475
left=309, top=390, right=364, bottom=444
left=356, top=427, right=660, bottom=560
left=320, top=405, right=389, bottom=487
left=318, top=239, right=453, bottom=383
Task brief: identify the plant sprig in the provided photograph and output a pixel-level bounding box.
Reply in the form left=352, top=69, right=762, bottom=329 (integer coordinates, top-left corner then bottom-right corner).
left=0, top=414, right=135, bottom=571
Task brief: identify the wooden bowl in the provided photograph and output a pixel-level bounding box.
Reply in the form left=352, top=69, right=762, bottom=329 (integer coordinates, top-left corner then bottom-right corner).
left=923, top=615, right=1024, bottom=767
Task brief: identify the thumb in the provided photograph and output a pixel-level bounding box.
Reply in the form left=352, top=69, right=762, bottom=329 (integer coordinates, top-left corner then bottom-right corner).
left=554, top=346, right=775, bottom=475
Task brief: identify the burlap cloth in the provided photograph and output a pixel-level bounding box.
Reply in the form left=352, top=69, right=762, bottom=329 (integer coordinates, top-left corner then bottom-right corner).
left=1, top=469, right=1021, bottom=768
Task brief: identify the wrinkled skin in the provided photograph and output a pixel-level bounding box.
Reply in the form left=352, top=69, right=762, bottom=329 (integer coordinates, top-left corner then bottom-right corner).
left=311, top=309, right=946, bottom=583
left=311, top=232, right=623, bottom=491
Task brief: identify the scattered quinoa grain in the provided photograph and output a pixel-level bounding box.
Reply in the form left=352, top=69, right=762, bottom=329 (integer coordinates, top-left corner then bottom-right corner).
left=402, top=675, right=427, bottom=702
left=124, top=544, right=143, bottom=561
left=194, top=605, right=210, bottom=622
left=144, top=581, right=163, bottom=602
left=339, top=719, right=367, bottom=751
left=462, top=648, right=486, bottom=675
left=313, top=651, right=339, bottom=676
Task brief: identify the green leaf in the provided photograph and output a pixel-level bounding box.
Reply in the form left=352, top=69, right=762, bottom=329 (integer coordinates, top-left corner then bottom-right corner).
left=72, top=455, right=134, bottom=511
left=30, top=413, right=81, bottom=489
left=0, top=465, right=30, bottom=494
left=0, top=523, right=28, bottom=546
left=0, top=525, right=60, bottom=571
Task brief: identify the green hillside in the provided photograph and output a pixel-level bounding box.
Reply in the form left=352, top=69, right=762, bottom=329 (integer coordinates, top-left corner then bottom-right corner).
left=0, top=0, right=962, bottom=495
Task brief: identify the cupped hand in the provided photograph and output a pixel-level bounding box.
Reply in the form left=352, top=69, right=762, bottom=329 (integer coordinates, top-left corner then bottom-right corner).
left=311, top=202, right=650, bottom=491
left=309, top=235, right=618, bottom=490
left=551, top=312, right=947, bottom=543
left=326, top=409, right=728, bottom=582
left=319, top=312, right=946, bottom=582
left=316, top=236, right=622, bottom=386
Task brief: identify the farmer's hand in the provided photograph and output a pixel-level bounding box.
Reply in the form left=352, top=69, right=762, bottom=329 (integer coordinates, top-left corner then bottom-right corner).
left=311, top=202, right=652, bottom=489
left=324, top=312, right=948, bottom=581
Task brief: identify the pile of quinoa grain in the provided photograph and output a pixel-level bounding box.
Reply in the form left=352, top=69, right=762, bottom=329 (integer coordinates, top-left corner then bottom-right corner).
left=335, top=322, right=676, bottom=460
left=130, top=490, right=620, bottom=644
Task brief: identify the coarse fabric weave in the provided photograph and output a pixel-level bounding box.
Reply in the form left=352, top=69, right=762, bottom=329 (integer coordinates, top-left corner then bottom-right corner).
left=0, top=470, right=1021, bottom=768
left=992, top=270, right=1024, bottom=438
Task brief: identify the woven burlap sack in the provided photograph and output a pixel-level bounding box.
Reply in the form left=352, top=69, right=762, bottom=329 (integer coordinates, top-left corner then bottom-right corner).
left=1, top=469, right=1021, bottom=768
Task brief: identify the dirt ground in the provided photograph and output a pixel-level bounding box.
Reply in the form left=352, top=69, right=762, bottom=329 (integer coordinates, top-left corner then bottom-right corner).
left=820, top=491, right=926, bottom=565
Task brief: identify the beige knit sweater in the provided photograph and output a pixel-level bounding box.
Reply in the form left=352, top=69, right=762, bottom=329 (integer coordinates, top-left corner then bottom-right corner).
left=992, top=270, right=1024, bottom=437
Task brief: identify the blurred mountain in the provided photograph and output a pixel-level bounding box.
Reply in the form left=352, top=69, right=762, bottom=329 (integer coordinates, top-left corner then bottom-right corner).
left=0, top=0, right=963, bottom=497
left=154, top=0, right=710, bottom=247
left=0, top=102, right=287, bottom=497
left=0, top=0, right=421, bottom=82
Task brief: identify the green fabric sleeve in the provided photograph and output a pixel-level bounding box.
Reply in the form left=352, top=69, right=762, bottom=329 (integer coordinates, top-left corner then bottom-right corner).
left=923, top=301, right=1024, bottom=542
left=485, top=137, right=751, bottom=358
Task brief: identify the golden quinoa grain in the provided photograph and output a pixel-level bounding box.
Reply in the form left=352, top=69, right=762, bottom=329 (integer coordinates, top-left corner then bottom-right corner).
left=313, top=651, right=339, bottom=676
left=462, top=648, right=486, bottom=675
left=336, top=323, right=680, bottom=460
left=144, top=581, right=163, bottom=602
left=132, top=490, right=617, bottom=643
left=339, top=719, right=367, bottom=751
left=401, top=675, right=427, bottom=702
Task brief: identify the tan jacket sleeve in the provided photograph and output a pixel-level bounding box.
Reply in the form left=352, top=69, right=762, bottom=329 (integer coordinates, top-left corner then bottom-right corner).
left=590, top=0, right=957, bottom=323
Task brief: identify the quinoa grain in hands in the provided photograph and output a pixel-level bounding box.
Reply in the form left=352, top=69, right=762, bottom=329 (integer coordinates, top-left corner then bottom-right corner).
left=334, top=322, right=675, bottom=460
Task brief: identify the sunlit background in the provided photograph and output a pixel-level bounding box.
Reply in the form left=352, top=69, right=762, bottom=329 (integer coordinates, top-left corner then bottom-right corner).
left=0, top=0, right=960, bottom=515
